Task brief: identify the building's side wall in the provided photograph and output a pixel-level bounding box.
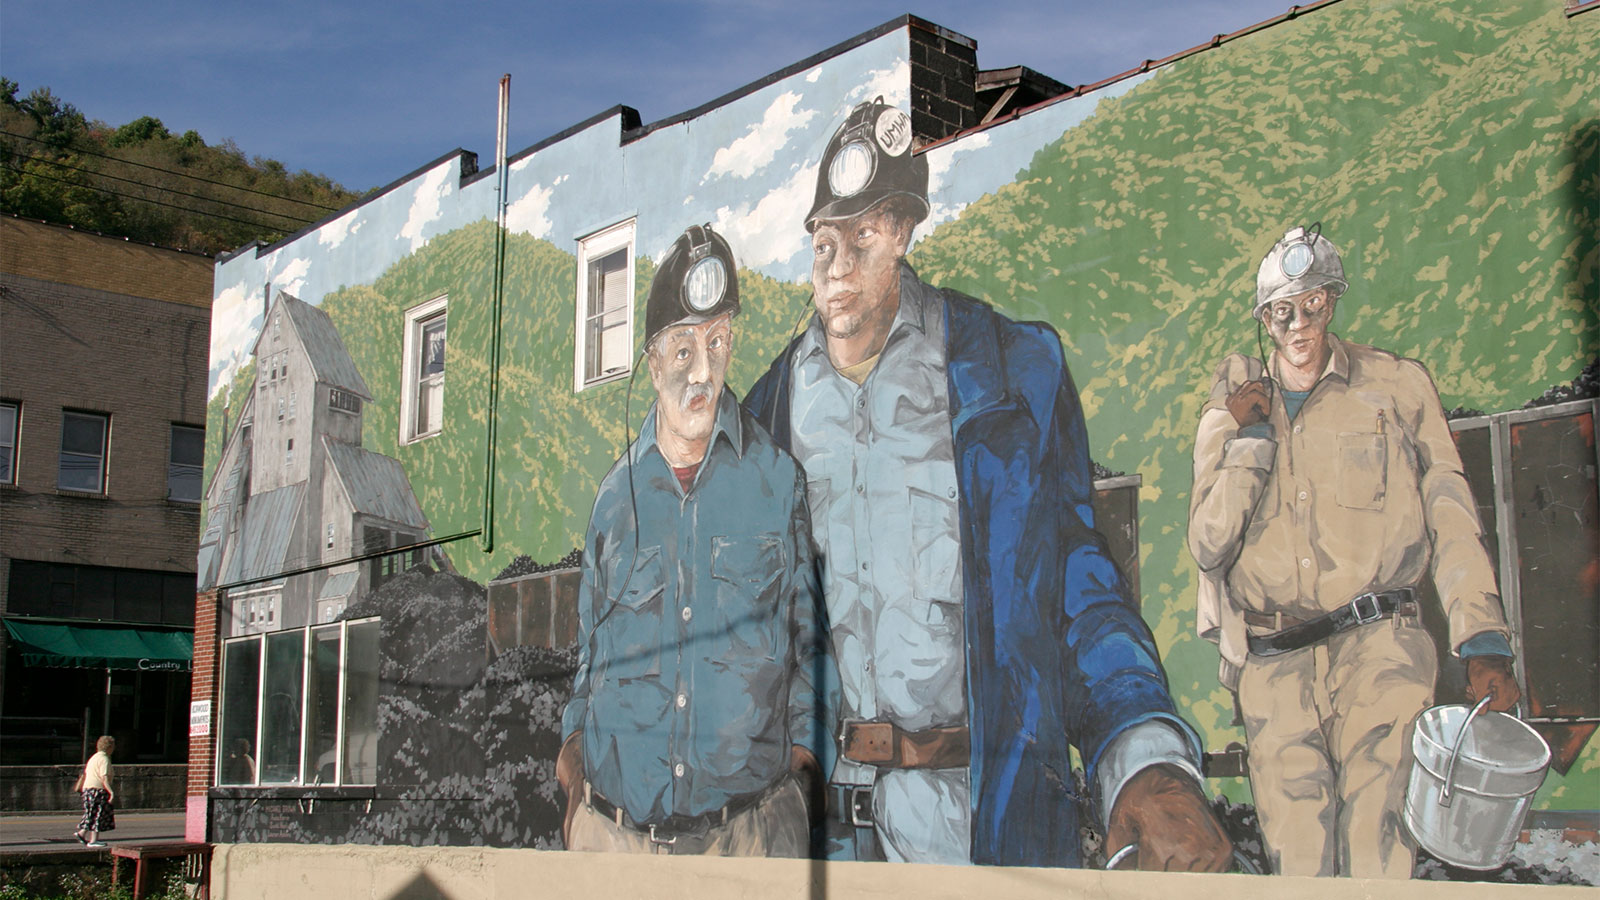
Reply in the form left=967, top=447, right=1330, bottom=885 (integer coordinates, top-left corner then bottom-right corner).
left=0, top=218, right=211, bottom=597
left=1, top=215, right=211, bottom=774
left=194, top=0, right=1597, bottom=882
left=0, top=215, right=213, bottom=309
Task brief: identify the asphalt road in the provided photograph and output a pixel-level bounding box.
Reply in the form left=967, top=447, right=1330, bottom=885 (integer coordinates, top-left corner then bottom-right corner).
left=0, top=811, right=187, bottom=854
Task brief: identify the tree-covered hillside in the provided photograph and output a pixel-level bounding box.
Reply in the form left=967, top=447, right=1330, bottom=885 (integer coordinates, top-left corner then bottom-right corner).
left=0, top=79, right=363, bottom=254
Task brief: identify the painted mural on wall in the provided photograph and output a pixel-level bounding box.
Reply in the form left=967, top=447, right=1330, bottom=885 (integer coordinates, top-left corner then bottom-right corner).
left=199, top=0, right=1598, bottom=883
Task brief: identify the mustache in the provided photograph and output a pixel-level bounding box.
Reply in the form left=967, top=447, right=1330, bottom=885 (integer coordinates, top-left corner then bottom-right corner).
left=679, top=382, right=714, bottom=411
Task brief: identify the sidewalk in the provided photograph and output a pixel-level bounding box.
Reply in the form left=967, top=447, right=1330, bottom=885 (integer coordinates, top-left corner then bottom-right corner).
left=0, top=810, right=186, bottom=857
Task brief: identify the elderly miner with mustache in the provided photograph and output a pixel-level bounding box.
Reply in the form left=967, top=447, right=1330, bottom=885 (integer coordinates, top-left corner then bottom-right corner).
left=558, top=224, right=837, bottom=857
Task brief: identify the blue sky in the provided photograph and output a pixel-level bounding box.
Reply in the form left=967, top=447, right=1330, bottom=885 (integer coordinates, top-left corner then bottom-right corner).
left=4, top=0, right=1301, bottom=193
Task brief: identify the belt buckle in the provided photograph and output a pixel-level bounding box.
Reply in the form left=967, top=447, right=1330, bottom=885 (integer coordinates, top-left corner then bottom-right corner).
left=1349, top=592, right=1382, bottom=625
left=647, top=823, right=678, bottom=848
left=842, top=719, right=898, bottom=766
left=838, top=781, right=876, bottom=826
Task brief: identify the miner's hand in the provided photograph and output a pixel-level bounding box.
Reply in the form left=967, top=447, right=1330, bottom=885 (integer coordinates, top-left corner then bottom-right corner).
left=1105, top=764, right=1233, bottom=872
left=1226, top=378, right=1273, bottom=429
left=556, top=731, right=585, bottom=848
left=790, top=745, right=825, bottom=830
left=1466, top=655, right=1521, bottom=713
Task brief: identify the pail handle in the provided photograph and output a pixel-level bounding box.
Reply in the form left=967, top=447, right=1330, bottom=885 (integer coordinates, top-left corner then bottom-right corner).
left=1439, top=694, right=1493, bottom=808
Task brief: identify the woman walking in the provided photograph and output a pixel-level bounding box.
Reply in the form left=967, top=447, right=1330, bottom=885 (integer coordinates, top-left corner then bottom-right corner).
left=74, top=735, right=116, bottom=847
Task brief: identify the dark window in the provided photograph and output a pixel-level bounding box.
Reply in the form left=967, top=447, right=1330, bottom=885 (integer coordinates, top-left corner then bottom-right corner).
left=364, top=526, right=393, bottom=591
left=7, top=561, right=195, bottom=625
left=329, top=388, right=362, bottom=415
left=169, top=424, right=204, bottom=502
left=58, top=411, right=108, bottom=493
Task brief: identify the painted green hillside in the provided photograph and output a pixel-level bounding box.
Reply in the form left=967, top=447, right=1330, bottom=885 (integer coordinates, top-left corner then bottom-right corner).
left=308, top=221, right=813, bottom=585
left=908, top=0, right=1596, bottom=805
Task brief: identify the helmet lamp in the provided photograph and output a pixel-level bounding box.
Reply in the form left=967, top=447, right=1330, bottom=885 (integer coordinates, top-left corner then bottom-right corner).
left=1281, top=241, right=1315, bottom=279
left=828, top=141, right=876, bottom=198
left=683, top=256, right=727, bottom=313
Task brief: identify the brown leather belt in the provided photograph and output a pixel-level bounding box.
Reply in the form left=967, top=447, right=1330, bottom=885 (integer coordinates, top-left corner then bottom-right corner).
left=840, top=720, right=969, bottom=769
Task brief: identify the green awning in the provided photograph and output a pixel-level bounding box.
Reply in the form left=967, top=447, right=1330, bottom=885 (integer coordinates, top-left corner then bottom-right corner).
left=3, top=618, right=193, bottom=671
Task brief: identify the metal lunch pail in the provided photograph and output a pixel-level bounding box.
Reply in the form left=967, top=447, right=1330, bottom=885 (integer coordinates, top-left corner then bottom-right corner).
left=1404, top=695, right=1552, bottom=869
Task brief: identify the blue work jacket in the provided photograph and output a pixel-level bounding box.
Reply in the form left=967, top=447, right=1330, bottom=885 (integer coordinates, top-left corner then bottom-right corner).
left=745, top=266, right=1200, bottom=867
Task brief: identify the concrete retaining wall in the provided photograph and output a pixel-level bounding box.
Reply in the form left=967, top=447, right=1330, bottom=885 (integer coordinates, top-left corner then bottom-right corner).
left=207, top=844, right=1588, bottom=900
left=0, top=764, right=187, bottom=811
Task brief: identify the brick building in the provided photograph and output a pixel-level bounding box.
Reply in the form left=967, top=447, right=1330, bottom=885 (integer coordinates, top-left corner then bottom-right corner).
left=0, top=214, right=211, bottom=787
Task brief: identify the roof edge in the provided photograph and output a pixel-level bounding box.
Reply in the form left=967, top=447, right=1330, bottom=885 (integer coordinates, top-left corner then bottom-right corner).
left=918, top=0, right=1346, bottom=154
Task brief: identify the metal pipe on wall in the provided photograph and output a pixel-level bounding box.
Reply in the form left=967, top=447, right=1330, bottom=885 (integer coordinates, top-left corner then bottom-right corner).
left=481, top=74, right=511, bottom=553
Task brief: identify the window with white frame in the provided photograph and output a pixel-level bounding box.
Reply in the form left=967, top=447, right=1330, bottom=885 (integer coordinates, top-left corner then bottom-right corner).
left=168, top=424, right=203, bottom=502
left=58, top=410, right=109, bottom=493
left=575, top=219, right=636, bottom=390
left=400, top=296, right=448, bottom=443
left=0, top=400, right=18, bottom=485
left=217, top=617, right=380, bottom=787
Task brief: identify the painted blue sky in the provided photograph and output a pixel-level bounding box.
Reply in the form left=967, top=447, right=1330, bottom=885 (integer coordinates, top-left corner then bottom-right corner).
left=5, top=0, right=1299, bottom=193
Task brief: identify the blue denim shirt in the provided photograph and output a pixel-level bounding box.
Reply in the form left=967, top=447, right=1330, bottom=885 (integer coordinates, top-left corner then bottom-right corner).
left=561, top=387, right=837, bottom=824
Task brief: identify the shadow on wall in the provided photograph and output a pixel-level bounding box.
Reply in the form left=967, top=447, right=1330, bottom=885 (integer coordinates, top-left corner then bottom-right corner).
left=384, top=870, right=457, bottom=900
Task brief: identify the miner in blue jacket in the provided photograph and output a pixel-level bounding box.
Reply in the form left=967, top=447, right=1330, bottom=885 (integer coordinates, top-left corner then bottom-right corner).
left=745, top=98, right=1232, bottom=869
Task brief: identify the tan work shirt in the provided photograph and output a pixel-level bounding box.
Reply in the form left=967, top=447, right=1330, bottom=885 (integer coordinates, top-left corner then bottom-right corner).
left=1189, top=335, right=1508, bottom=682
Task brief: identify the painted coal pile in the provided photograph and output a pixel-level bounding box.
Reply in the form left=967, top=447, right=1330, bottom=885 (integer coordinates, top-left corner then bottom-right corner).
left=1525, top=356, right=1599, bottom=408
left=1090, top=460, right=1126, bottom=481
left=344, top=567, right=488, bottom=845
left=493, top=549, right=583, bottom=581
left=1415, top=847, right=1594, bottom=885
left=1211, top=796, right=1270, bottom=874
left=477, top=643, right=579, bottom=848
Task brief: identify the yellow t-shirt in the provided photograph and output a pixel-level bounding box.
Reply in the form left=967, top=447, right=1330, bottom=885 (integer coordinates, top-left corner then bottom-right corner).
left=83, top=751, right=113, bottom=795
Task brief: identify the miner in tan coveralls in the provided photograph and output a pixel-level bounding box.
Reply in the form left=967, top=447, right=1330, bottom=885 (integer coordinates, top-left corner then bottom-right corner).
left=1188, top=225, right=1521, bottom=878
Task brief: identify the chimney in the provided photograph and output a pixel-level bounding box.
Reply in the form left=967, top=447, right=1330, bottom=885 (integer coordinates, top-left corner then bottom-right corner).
left=908, top=18, right=979, bottom=148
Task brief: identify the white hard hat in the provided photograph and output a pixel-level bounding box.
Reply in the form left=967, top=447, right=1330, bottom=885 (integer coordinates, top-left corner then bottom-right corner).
left=1254, top=224, right=1347, bottom=319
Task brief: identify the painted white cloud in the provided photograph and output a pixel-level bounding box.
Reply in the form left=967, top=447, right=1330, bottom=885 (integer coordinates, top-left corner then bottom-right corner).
left=317, top=211, right=362, bottom=249
left=506, top=183, right=555, bottom=238
left=842, top=59, right=910, bottom=111
left=398, top=165, right=453, bottom=252
left=272, top=255, right=311, bottom=299
left=920, top=132, right=993, bottom=239
left=709, top=162, right=817, bottom=272
left=207, top=282, right=260, bottom=399
left=505, top=173, right=566, bottom=238
left=805, top=68, right=820, bottom=83
left=702, top=91, right=817, bottom=184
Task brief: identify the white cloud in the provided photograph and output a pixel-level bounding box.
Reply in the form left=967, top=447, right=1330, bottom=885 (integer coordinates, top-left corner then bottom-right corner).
left=805, top=68, right=820, bottom=83
left=316, top=211, right=362, bottom=249
left=272, top=255, right=311, bottom=299
left=702, top=91, right=817, bottom=184
left=398, top=166, right=453, bottom=252
left=842, top=59, right=910, bottom=111
left=207, top=283, right=260, bottom=399
left=920, top=132, right=993, bottom=239
left=506, top=182, right=555, bottom=238
left=709, top=162, right=816, bottom=270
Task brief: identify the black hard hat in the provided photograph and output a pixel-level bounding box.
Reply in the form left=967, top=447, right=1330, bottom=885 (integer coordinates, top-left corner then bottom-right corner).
left=643, top=223, right=740, bottom=350
left=805, top=97, right=929, bottom=231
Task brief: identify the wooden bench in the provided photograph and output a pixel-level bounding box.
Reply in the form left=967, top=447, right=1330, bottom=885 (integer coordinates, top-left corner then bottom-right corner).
left=110, top=841, right=211, bottom=899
